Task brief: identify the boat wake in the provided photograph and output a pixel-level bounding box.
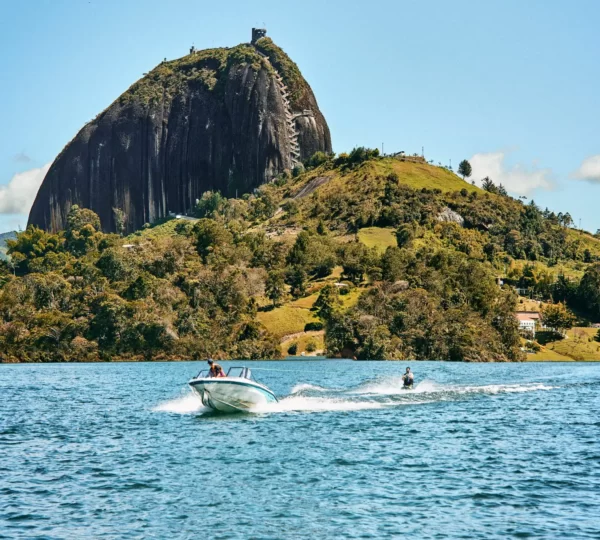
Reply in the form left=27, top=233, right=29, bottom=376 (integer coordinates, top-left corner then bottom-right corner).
left=349, top=378, right=556, bottom=397
left=153, top=393, right=208, bottom=414
left=154, top=378, right=556, bottom=416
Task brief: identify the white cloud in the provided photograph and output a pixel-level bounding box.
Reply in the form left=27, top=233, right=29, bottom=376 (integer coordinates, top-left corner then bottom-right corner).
left=468, top=151, right=552, bottom=196
left=573, top=155, right=600, bottom=182
left=0, top=163, right=51, bottom=215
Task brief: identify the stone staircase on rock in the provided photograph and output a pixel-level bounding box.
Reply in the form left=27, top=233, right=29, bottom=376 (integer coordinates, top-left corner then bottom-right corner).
left=255, top=48, right=314, bottom=169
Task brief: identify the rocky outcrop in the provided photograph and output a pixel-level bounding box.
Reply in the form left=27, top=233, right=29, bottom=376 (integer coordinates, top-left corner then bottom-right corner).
left=29, top=35, right=332, bottom=233
left=436, top=207, right=465, bottom=226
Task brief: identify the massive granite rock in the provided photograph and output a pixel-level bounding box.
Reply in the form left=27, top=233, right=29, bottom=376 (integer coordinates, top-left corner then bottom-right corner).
left=29, top=35, right=332, bottom=233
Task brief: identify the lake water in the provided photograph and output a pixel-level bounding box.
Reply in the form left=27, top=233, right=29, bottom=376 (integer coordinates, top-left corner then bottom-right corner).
left=1, top=360, right=599, bottom=539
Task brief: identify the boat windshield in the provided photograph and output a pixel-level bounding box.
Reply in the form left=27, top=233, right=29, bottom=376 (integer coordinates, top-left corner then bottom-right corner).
left=226, top=367, right=253, bottom=379
left=193, top=367, right=253, bottom=379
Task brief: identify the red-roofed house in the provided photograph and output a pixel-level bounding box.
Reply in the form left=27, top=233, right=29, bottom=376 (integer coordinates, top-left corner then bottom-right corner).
left=516, top=311, right=541, bottom=336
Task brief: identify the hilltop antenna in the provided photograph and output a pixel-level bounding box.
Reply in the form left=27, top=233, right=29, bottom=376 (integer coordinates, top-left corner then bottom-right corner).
left=422, top=146, right=424, bottom=158
left=382, top=142, right=384, bottom=155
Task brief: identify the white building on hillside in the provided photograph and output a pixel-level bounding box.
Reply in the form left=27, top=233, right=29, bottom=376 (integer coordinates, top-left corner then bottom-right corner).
left=516, top=311, right=541, bottom=337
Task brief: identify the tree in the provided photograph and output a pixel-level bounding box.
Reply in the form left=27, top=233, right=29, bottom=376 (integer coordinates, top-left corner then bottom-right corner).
left=195, top=191, right=225, bottom=219
left=305, top=151, right=332, bottom=169
left=481, top=176, right=497, bottom=193
left=381, top=247, right=408, bottom=282
left=96, top=248, right=130, bottom=281
left=6, top=226, right=63, bottom=274
left=314, top=284, right=341, bottom=322
left=122, top=320, right=174, bottom=361
left=340, top=242, right=374, bottom=285
left=265, top=270, right=286, bottom=306
left=395, top=225, right=414, bottom=248
left=123, top=275, right=151, bottom=300
left=192, top=219, right=233, bottom=262
left=561, top=212, right=573, bottom=228
left=577, top=263, right=600, bottom=318
left=285, top=266, right=307, bottom=298
left=64, top=206, right=103, bottom=256
left=457, top=160, right=472, bottom=181
left=113, top=208, right=127, bottom=235
left=67, top=205, right=101, bottom=233
left=286, top=231, right=336, bottom=278
left=541, top=303, right=576, bottom=336
left=292, top=164, right=304, bottom=177
left=88, top=294, right=130, bottom=349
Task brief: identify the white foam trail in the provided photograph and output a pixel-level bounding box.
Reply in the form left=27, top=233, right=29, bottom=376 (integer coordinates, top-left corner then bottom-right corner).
left=251, top=396, right=392, bottom=413
left=473, top=383, right=556, bottom=394
left=153, top=392, right=207, bottom=414
left=351, top=378, right=440, bottom=395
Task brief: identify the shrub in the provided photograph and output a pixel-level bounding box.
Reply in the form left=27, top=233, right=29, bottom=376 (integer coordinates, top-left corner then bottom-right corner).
left=283, top=200, right=299, bottom=216
left=304, top=322, right=324, bottom=331
left=305, top=151, right=332, bottom=169
left=306, top=339, right=317, bottom=353
left=287, top=342, right=298, bottom=355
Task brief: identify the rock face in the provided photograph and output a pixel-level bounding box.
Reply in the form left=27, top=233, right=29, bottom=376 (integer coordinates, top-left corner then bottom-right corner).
left=436, top=207, right=465, bottom=226
left=28, top=35, right=332, bottom=233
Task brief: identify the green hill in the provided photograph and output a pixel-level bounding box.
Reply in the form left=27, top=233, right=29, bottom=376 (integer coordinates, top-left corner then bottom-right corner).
left=3, top=150, right=600, bottom=362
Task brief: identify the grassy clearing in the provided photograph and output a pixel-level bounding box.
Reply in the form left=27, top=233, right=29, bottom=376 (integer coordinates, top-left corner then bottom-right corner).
left=369, top=159, right=481, bottom=193
left=526, top=346, right=573, bottom=361
left=567, top=228, right=600, bottom=258
left=256, top=305, right=318, bottom=339
left=540, top=327, right=600, bottom=361
left=357, top=227, right=397, bottom=253
left=509, top=258, right=586, bottom=281
left=516, top=297, right=545, bottom=312
left=280, top=331, right=325, bottom=356
left=290, top=293, right=319, bottom=309
left=125, top=217, right=198, bottom=241
left=340, top=288, right=362, bottom=309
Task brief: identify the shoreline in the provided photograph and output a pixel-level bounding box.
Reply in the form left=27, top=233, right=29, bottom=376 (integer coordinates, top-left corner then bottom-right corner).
left=2, top=357, right=600, bottom=365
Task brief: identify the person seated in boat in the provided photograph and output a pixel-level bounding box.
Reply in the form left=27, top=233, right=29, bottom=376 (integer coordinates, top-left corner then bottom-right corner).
left=207, top=359, right=226, bottom=378
left=214, top=365, right=226, bottom=378
left=402, top=367, right=414, bottom=388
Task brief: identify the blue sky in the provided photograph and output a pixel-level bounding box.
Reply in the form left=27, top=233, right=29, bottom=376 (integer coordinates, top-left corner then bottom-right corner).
left=1, top=0, right=599, bottom=232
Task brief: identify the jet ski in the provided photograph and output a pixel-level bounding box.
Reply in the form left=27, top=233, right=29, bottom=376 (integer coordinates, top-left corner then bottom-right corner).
left=189, top=366, right=278, bottom=413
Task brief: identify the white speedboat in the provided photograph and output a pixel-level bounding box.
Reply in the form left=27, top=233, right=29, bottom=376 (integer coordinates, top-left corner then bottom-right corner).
left=189, top=366, right=278, bottom=413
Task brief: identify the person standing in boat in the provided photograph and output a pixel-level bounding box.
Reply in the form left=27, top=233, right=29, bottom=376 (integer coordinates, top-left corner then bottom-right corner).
left=402, top=367, right=414, bottom=388
left=207, top=359, right=226, bottom=378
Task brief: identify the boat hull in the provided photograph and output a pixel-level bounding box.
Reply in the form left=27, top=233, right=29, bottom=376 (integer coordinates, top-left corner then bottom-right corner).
left=189, top=377, right=278, bottom=413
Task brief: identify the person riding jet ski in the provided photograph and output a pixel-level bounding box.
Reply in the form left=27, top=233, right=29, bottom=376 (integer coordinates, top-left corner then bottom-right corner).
left=402, top=367, right=414, bottom=389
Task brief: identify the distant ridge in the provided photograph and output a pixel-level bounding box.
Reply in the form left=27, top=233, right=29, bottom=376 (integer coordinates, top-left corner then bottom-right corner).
left=0, top=231, right=16, bottom=261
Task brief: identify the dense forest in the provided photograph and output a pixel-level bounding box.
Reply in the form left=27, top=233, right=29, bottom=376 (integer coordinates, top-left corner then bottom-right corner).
left=2, top=149, right=600, bottom=362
